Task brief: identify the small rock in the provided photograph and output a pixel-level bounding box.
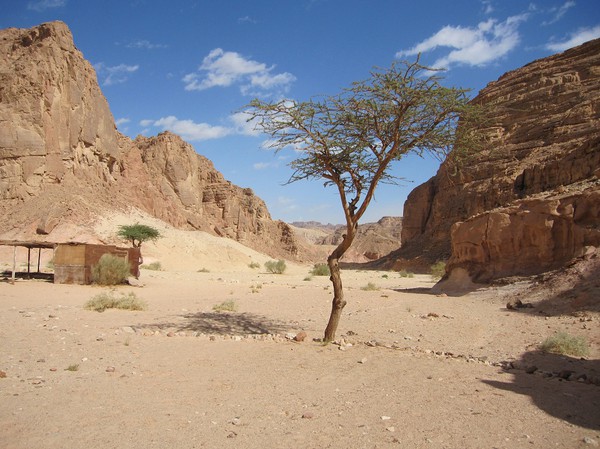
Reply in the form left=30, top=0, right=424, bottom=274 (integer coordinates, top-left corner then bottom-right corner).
left=166, top=332, right=175, bottom=337
left=386, top=426, right=395, bottom=432
left=229, top=417, right=241, bottom=426
left=381, top=416, right=391, bottom=421
left=285, top=333, right=296, bottom=340
left=302, top=412, right=314, bottom=419
left=106, top=366, right=116, bottom=373
left=294, top=331, right=307, bottom=342
left=0, top=370, right=7, bottom=378
left=121, top=326, right=136, bottom=334
left=358, top=358, right=368, bottom=364
left=583, top=437, right=599, bottom=446
left=525, top=366, right=538, bottom=374
left=49, top=368, right=57, bottom=372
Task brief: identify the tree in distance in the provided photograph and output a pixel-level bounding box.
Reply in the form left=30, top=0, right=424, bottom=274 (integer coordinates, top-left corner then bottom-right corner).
left=117, top=224, right=161, bottom=248
left=247, top=58, right=485, bottom=342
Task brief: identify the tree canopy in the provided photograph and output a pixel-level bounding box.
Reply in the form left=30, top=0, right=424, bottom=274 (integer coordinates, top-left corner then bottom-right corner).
left=117, top=224, right=161, bottom=248
left=247, top=59, right=485, bottom=341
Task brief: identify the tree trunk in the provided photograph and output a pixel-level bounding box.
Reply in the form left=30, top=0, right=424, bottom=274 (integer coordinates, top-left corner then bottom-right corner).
left=323, top=255, right=346, bottom=342
left=323, top=226, right=356, bottom=342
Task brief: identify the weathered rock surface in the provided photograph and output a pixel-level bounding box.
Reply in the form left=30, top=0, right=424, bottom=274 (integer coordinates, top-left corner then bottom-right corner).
left=390, top=38, right=600, bottom=280
left=0, top=22, right=299, bottom=259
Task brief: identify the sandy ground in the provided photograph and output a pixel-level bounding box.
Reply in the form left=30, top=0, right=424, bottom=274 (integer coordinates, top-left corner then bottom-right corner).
left=1, top=260, right=599, bottom=449
left=1, top=214, right=599, bottom=449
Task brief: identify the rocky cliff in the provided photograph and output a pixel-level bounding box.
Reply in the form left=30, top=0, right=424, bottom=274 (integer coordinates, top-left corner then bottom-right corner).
left=392, top=38, right=600, bottom=281
left=0, top=22, right=299, bottom=259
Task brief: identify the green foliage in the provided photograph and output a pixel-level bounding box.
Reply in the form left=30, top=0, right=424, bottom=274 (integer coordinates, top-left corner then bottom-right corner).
left=264, top=259, right=287, bottom=274
left=92, top=254, right=131, bottom=285
left=361, top=282, right=380, bottom=291
left=399, top=270, right=415, bottom=278
left=85, top=291, right=147, bottom=313
left=213, top=300, right=238, bottom=313
left=65, top=364, right=79, bottom=372
left=143, top=261, right=162, bottom=271
left=310, top=263, right=330, bottom=276
left=381, top=274, right=389, bottom=279
left=117, top=223, right=161, bottom=248
left=540, top=332, right=590, bottom=357
left=430, top=261, right=446, bottom=280
left=248, top=261, right=261, bottom=269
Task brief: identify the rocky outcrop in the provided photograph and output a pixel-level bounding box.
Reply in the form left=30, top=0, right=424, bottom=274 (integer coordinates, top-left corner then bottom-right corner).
left=393, top=38, right=600, bottom=280
left=0, top=22, right=299, bottom=260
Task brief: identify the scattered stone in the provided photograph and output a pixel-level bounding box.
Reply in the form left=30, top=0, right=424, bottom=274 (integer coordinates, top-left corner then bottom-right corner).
left=525, top=366, right=538, bottom=374
left=386, top=426, right=396, bottom=432
left=583, top=437, right=599, bottom=446
left=359, top=358, right=368, bottom=364
left=37, top=358, right=45, bottom=363
left=302, top=412, right=314, bottom=419
left=166, top=332, right=175, bottom=337
left=285, top=333, right=296, bottom=340
left=229, top=417, right=241, bottom=426
left=294, top=331, right=307, bottom=342
left=381, top=416, right=391, bottom=421
left=558, top=370, right=575, bottom=380
left=106, top=366, right=115, bottom=373
left=506, top=299, right=534, bottom=310
left=121, top=326, right=136, bottom=334
left=0, top=370, right=6, bottom=378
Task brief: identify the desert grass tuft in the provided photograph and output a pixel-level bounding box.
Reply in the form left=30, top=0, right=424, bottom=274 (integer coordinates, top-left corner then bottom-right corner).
left=85, top=291, right=147, bottom=313
left=361, top=282, right=380, bottom=291
left=310, top=263, right=330, bottom=276
left=143, top=261, right=162, bottom=271
left=430, top=261, right=446, bottom=280
left=213, top=300, right=238, bottom=312
left=264, top=259, right=287, bottom=274
left=539, top=331, right=590, bottom=357
left=65, top=364, right=79, bottom=372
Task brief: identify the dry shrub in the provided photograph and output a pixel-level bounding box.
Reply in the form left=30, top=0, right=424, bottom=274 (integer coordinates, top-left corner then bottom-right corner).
left=92, top=254, right=131, bottom=285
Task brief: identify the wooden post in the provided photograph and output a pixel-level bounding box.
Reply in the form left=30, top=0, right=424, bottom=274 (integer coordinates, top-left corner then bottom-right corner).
left=37, top=248, right=42, bottom=273
left=11, top=245, right=16, bottom=284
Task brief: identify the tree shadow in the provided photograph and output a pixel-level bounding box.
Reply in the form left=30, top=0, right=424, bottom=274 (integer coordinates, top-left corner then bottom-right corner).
left=482, top=350, right=600, bottom=430
left=136, top=311, right=291, bottom=336
left=392, top=287, right=437, bottom=295
left=1, top=271, right=54, bottom=282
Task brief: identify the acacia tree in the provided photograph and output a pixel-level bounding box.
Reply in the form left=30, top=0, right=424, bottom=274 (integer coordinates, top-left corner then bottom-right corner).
left=248, top=60, right=483, bottom=342
left=117, top=224, right=161, bottom=248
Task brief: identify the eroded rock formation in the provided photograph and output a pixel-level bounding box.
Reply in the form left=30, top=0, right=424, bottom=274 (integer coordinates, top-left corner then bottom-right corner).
left=392, top=38, right=600, bottom=280
left=0, top=22, right=299, bottom=259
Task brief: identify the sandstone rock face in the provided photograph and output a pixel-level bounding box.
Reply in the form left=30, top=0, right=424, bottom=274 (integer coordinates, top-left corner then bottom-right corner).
left=0, top=22, right=299, bottom=260
left=395, top=38, right=600, bottom=280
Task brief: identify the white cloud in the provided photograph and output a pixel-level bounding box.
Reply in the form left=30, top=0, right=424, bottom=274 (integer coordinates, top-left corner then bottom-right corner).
left=126, top=39, right=167, bottom=50
left=142, top=116, right=231, bottom=141
left=183, top=48, right=295, bottom=97
left=396, top=14, right=528, bottom=70
left=545, top=25, right=600, bottom=52
left=94, top=63, right=139, bottom=86
left=238, top=16, right=257, bottom=24
left=253, top=162, right=277, bottom=170
left=277, top=196, right=298, bottom=211
left=543, top=1, right=576, bottom=26
left=229, top=111, right=261, bottom=136
left=115, top=118, right=130, bottom=127
left=27, top=0, right=66, bottom=11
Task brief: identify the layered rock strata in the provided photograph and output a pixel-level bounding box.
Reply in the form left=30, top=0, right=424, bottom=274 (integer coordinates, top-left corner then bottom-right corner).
left=394, top=38, right=600, bottom=280
left=0, top=22, right=299, bottom=259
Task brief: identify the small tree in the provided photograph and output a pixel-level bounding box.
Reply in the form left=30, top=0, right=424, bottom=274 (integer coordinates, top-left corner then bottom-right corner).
left=248, top=59, right=484, bottom=342
left=117, top=224, right=161, bottom=248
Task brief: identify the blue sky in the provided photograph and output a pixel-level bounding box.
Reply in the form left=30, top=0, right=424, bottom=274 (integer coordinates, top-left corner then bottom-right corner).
left=3, top=1, right=599, bottom=224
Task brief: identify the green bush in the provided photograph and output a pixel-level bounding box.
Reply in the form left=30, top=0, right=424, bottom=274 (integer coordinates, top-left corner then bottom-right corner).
left=92, top=254, right=131, bottom=285
left=248, top=261, right=261, bottom=269
left=310, top=263, right=330, bottom=276
left=540, top=332, right=590, bottom=357
left=430, top=261, right=446, bottom=280
left=264, top=259, right=287, bottom=274
left=85, top=291, right=147, bottom=313
left=213, top=300, right=238, bottom=312
left=143, top=261, right=162, bottom=271
left=361, top=282, right=380, bottom=291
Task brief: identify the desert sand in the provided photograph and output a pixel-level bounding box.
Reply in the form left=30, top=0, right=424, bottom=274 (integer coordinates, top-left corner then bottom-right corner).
left=1, top=218, right=599, bottom=449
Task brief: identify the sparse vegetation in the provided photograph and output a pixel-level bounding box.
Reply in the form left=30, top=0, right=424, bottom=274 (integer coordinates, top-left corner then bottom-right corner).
left=65, top=364, right=79, bottom=372
left=91, top=254, right=131, bottom=285
left=264, top=259, right=287, bottom=274
left=250, top=283, right=263, bottom=293
left=303, top=276, right=313, bottom=281
left=539, top=332, right=590, bottom=357
left=430, top=261, right=446, bottom=280
left=143, top=261, right=162, bottom=271
left=248, top=261, right=261, bottom=269
left=399, top=270, right=415, bottom=278
left=361, top=282, right=380, bottom=291
left=85, top=291, right=147, bottom=313
left=310, top=263, right=330, bottom=276
left=381, top=274, right=389, bottom=279
left=213, top=300, right=238, bottom=312
left=198, top=267, right=210, bottom=273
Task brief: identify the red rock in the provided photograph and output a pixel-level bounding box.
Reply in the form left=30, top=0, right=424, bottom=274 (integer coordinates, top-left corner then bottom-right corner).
left=294, top=331, right=307, bottom=342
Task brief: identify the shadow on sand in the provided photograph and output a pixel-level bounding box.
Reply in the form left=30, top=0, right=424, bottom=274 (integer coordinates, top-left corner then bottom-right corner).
left=136, top=311, right=291, bottom=336
left=483, top=350, right=600, bottom=430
